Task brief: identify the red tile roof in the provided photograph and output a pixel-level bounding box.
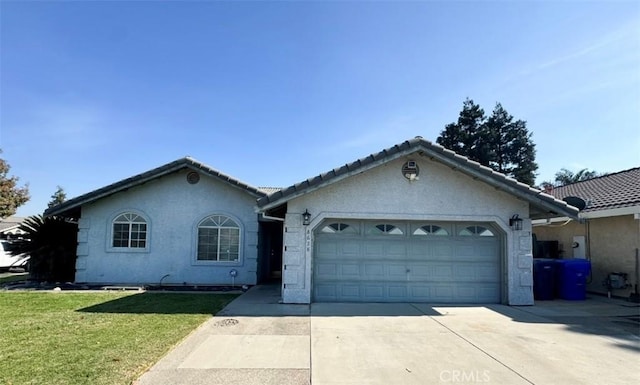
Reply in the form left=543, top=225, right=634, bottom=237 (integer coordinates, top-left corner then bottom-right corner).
left=549, top=167, right=640, bottom=212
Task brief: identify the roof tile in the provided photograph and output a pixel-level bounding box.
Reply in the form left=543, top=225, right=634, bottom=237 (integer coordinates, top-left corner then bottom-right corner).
left=549, top=168, right=640, bottom=212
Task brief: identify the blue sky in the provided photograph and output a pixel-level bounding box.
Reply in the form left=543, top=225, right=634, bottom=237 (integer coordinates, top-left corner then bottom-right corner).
left=1, top=1, right=639, bottom=217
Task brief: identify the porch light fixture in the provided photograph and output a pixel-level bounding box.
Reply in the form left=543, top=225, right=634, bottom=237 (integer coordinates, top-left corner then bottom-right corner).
left=509, top=214, right=523, bottom=231
left=302, top=209, right=311, bottom=226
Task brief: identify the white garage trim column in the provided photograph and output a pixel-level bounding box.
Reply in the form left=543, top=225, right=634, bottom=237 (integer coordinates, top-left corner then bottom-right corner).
left=281, top=211, right=534, bottom=305
left=509, top=218, right=534, bottom=305
left=281, top=212, right=312, bottom=303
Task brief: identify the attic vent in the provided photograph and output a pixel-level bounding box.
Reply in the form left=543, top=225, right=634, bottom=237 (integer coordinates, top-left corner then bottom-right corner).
left=187, top=171, right=200, bottom=184
left=402, top=161, right=420, bottom=181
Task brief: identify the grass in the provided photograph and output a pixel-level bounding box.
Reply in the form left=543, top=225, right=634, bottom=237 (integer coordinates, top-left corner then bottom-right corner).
left=0, top=291, right=238, bottom=385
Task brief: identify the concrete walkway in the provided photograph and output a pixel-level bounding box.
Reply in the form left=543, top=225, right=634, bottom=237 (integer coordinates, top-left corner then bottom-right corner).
left=136, top=285, right=640, bottom=385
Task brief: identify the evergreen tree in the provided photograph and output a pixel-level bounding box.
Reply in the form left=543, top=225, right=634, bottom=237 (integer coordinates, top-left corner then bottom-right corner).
left=47, top=186, right=67, bottom=209
left=483, top=103, right=538, bottom=186
left=0, top=150, right=30, bottom=219
left=436, top=99, right=486, bottom=162
left=436, top=100, right=538, bottom=186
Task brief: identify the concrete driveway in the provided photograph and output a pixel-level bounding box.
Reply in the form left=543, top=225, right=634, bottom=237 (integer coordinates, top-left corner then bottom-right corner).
left=136, top=285, right=640, bottom=385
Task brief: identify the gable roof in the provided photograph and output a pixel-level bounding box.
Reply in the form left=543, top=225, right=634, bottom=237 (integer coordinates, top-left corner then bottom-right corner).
left=548, top=167, right=640, bottom=213
left=45, top=157, right=266, bottom=218
left=258, top=137, right=579, bottom=220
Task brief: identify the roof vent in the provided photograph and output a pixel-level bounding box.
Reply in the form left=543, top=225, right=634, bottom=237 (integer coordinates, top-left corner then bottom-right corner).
left=187, top=171, right=200, bottom=185
left=402, top=161, right=419, bottom=181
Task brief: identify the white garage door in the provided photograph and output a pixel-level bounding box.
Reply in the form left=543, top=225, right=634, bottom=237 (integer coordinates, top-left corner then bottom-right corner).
left=313, top=221, right=502, bottom=303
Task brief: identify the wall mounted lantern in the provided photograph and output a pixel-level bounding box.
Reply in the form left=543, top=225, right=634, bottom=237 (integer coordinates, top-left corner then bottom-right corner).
left=302, top=209, right=311, bottom=226
left=509, top=214, right=523, bottom=231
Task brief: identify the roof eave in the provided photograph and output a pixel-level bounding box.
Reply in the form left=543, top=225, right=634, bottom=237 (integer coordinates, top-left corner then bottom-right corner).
left=259, top=139, right=579, bottom=219
left=45, top=158, right=265, bottom=217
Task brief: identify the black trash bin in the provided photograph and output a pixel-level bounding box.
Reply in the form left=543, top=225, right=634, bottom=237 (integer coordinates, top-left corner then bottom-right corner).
left=533, top=259, right=556, bottom=300
left=554, top=259, right=591, bottom=300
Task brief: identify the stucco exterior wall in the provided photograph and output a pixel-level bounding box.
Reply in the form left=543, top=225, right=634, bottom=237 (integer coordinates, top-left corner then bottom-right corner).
left=588, top=215, right=639, bottom=297
left=279, top=156, right=533, bottom=305
left=534, top=221, right=586, bottom=259
left=75, top=169, right=259, bottom=286
left=534, top=215, right=640, bottom=297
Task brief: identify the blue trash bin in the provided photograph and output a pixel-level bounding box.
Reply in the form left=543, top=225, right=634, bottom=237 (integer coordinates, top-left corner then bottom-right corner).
left=533, top=259, right=556, bottom=300
left=555, top=259, right=591, bottom=300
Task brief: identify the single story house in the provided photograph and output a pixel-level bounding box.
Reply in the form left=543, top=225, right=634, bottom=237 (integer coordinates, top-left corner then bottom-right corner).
left=46, top=137, right=578, bottom=305
left=0, top=216, right=26, bottom=239
left=533, top=168, right=640, bottom=298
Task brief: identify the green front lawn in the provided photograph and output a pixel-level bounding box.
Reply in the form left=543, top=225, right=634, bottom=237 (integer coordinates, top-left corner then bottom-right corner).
left=0, top=291, right=238, bottom=385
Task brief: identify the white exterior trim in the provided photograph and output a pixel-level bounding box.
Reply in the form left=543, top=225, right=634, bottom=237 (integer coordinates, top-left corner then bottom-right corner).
left=580, top=205, right=640, bottom=219
left=191, top=211, right=244, bottom=266
left=532, top=205, right=640, bottom=226
left=284, top=210, right=532, bottom=306
left=105, top=208, right=151, bottom=253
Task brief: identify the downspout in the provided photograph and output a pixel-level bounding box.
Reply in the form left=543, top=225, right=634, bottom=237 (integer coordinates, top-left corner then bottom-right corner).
left=260, top=213, right=285, bottom=222
left=585, top=218, right=592, bottom=284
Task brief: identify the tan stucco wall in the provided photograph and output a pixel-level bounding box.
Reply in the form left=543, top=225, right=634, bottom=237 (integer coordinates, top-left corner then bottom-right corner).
left=534, top=215, right=640, bottom=297
left=533, top=221, right=585, bottom=259
left=588, top=215, right=639, bottom=297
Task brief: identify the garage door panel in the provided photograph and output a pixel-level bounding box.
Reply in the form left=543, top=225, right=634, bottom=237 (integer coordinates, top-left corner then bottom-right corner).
left=340, top=285, right=361, bottom=299
left=476, top=265, right=500, bottom=280
left=314, top=221, right=501, bottom=303
left=408, top=242, right=429, bottom=256
left=316, top=240, right=338, bottom=255
left=407, top=264, right=429, bottom=279
left=432, top=264, right=454, bottom=280
left=387, top=264, right=407, bottom=278
left=363, top=285, right=385, bottom=300
left=432, top=244, right=455, bottom=258
left=456, top=244, right=476, bottom=257
left=478, top=285, right=500, bottom=300
left=455, top=265, right=476, bottom=280
left=388, top=285, right=408, bottom=299
left=457, top=286, right=477, bottom=300
left=341, top=241, right=360, bottom=253
left=387, top=243, right=407, bottom=256
left=340, top=263, right=360, bottom=277
left=433, top=286, right=454, bottom=301
left=409, top=285, right=431, bottom=299
left=363, top=263, right=385, bottom=277
left=314, top=284, right=337, bottom=301
left=316, top=262, right=339, bottom=277
left=364, top=242, right=384, bottom=257
left=473, top=243, right=499, bottom=258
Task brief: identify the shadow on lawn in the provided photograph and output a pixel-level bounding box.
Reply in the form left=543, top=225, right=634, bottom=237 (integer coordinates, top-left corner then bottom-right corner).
left=78, top=292, right=237, bottom=315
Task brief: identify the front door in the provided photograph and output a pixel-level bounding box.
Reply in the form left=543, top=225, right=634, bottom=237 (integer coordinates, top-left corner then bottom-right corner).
left=258, top=221, right=283, bottom=283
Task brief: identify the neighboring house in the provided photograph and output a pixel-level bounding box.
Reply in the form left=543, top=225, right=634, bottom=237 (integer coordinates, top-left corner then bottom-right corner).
left=46, top=138, right=578, bottom=305
left=533, top=168, right=640, bottom=298
left=0, top=216, right=26, bottom=239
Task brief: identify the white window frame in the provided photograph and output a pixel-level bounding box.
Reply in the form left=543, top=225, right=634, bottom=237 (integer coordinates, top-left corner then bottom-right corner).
left=194, top=214, right=243, bottom=265
left=107, top=211, right=150, bottom=253
left=319, top=222, right=359, bottom=235
left=366, top=223, right=405, bottom=236
left=458, top=224, right=496, bottom=237
left=412, top=224, right=450, bottom=236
